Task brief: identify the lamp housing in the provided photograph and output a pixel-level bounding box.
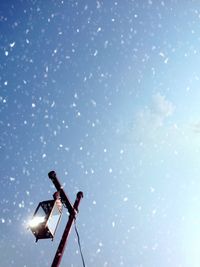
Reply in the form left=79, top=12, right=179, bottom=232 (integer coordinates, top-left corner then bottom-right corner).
left=29, top=198, right=62, bottom=242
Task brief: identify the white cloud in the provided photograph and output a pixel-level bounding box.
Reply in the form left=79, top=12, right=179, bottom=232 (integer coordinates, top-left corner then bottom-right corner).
left=135, top=93, right=175, bottom=133
left=152, top=93, right=175, bottom=118
left=115, top=93, right=176, bottom=147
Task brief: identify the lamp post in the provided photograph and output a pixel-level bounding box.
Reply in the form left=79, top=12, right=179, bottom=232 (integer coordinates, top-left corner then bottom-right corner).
left=48, top=171, right=83, bottom=267
left=29, top=171, right=83, bottom=267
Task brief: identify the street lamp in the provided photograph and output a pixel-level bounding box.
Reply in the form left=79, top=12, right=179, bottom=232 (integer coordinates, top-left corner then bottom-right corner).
left=29, top=192, right=62, bottom=242
left=29, top=171, right=83, bottom=267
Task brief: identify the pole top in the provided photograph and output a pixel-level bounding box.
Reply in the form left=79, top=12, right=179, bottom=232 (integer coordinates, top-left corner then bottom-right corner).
left=77, top=191, right=84, bottom=199
left=48, top=170, right=56, bottom=180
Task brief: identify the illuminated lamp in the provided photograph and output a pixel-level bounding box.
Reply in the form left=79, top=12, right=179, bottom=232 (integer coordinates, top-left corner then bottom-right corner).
left=29, top=194, right=62, bottom=242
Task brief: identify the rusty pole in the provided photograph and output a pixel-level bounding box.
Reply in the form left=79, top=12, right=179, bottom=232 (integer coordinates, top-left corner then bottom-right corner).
left=48, top=171, right=83, bottom=267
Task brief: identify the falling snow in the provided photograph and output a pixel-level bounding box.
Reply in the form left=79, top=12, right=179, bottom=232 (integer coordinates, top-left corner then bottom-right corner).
left=1, top=1, right=200, bottom=267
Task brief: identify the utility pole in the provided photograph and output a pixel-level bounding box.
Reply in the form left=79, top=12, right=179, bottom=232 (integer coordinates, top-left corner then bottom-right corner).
left=48, top=171, right=83, bottom=267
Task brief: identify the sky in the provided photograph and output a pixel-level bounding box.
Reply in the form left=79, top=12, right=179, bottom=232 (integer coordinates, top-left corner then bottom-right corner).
left=1, top=0, right=200, bottom=266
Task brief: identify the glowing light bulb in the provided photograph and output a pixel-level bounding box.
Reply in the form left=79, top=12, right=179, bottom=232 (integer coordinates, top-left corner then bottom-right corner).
left=29, top=216, right=45, bottom=227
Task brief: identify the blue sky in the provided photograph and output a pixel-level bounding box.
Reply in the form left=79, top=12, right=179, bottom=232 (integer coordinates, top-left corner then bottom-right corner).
left=1, top=1, right=200, bottom=267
